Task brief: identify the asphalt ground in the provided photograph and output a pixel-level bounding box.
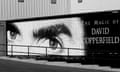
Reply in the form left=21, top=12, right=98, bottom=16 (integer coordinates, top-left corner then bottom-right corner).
left=0, top=58, right=111, bottom=72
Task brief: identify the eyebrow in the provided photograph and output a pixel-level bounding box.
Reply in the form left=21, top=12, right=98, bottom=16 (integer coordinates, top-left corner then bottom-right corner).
left=7, top=23, right=20, bottom=34
left=33, top=24, right=72, bottom=40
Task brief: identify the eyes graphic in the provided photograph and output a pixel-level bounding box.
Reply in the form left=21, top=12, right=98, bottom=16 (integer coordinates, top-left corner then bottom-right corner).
left=7, top=30, right=19, bottom=42
left=7, top=29, right=64, bottom=49
left=41, top=36, right=63, bottom=50
left=7, top=23, right=72, bottom=54
left=7, top=23, right=20, bottom=42
left=49, top=37, right=63, bottom=49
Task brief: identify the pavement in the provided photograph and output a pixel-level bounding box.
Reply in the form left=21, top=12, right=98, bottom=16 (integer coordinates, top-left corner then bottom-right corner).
left=0, top=56, right=119, bottom=72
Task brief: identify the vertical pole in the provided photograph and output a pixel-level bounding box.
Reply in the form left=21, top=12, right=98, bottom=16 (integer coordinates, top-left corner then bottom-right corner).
left=46, top=47, right=47, bottom=57
left=11, top=45, right=13, bottom=56
left=28, top=46, right=29, bottom=57
left=68, top=48, right=69, bottom=57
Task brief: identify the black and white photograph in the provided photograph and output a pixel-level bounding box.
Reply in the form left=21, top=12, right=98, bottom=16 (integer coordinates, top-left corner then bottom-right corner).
left=0, top=0, right=120, bottom=72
